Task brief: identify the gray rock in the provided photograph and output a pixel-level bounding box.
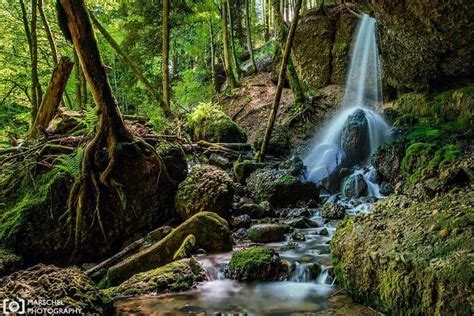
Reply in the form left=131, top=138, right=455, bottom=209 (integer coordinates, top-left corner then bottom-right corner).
left=340, top=109, right=370, bottom=164
left=342, top=173, right=368, bottom=198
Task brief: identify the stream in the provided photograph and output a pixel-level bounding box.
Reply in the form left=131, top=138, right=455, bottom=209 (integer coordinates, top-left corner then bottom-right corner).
left=114, top=200, right=379, bottom=315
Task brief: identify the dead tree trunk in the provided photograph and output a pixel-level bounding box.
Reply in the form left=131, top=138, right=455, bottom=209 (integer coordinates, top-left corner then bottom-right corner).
left=89, top=11, right=173, bottom=118
left=260, top=0, right=302, bottom=160
left=30, top=56, right=74, bottom=139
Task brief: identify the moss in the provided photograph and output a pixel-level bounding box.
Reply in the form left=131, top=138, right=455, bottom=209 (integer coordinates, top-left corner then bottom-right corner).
left=186, top=102, right=247, bottom=143
left=233, top=160, right=266, bottom=184
left=246, top=224, right=287, bottom=243
left=173, top=234, right=196, bottom=261
left=103, top=258, right=206, bottom=297
left=227, top=247, right=285, bottom=282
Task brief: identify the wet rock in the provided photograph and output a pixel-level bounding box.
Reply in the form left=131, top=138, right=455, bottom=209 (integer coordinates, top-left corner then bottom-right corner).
left=237, top=203, right=273, bottom=219
left=283, top=217, right=318, bottom=229
left=342, top=174, right=368, bottom=198
left=319, top=228, right=330, bottom=236
left=290, top=231, right=306, bottom=241
left=230, top=214, right=252, bottom=229
left=247, top=168, right=319, bottom=207
left=308, top=263, right=323, bottom=279
left=104, top=258, right=206, bottom=297
left=0, top=264, right=105, bottom=314
left=226, top=247, right=288, bottom=282
left=379, top=182, right=394, bottom=196
left=321, top=202, right=346, bottom=220
left=254, top=124, right=290, bottom=157
left=246, top=224, right=287, bottom=243
left=173, top=234, right=197, bottom=260
left=371, top=142, right=405, bottom=184
left=105, top=212, right=232, bottom=287
left=340, top=109, right=370, bottom=164
left=147, top=226, right=173, bottom=243
left=233, top=160, right=267, bottom=184
left=208, top=154, right=231, bottom=169
left=280, top=155, right=305, bottom=176
left=175, top=164, right=234, bottom=220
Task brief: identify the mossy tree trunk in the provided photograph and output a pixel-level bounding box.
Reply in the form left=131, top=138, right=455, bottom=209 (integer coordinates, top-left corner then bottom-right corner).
left=30, top=56, right=74, bottom=138
left=221, top=0, right=238, bottom=88
left=228, top=0, right=242, bottom=79
left=245, top=0, right=257, bottom=73
left=209, top=16, right=218, bottom=92
left=260, top=0, right=302, bottom=160
left=162, top=0, right=170, bottom=110
left=89, top=11, right=173, bottom=118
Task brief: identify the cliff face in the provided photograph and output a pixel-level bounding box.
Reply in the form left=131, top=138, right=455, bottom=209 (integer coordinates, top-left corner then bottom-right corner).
left=292, top=2, right=474, bottom=92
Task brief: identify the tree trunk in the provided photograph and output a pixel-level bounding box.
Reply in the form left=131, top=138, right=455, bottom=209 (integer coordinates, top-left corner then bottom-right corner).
left=260, top=0, right=302, bottom=160
left=74, top=51, right=83, bottom=110
left=89, top=11, right=173, bottom=118
left=30, top=57, right=74, bottom=138
left=162, top=0, right=170, bottom=110
left=209, top=17, right=218, bottom=92
left=228, top=0, right=242, bottom=79
left=38, top=0, right=58, bottom=66
left=245, top=0, right=257, bottom=73
left=221, top=0, right=238, bottom=88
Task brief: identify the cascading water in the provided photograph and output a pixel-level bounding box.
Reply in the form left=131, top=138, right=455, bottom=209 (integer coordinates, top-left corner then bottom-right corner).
left=304, top=14, right=391, bottom=196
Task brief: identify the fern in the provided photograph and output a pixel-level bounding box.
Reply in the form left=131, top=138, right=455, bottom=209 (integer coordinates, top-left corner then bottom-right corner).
left=55, top=148, right=83, bottom=179
left=74, top=103, right=97, bottom=136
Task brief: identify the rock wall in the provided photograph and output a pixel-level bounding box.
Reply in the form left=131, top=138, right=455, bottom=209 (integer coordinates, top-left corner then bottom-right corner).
left=354, top=0, right=474, bottom=91
left=292, top=8, right=358, bottom=89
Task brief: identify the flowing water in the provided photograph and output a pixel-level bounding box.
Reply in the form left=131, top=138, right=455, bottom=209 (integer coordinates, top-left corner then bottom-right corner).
left=114, top=14, right=387, bottom=315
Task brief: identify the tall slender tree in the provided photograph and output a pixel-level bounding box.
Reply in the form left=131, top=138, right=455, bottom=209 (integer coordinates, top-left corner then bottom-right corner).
left=228, top=0, right=242, bottom=78
left=208, top=16, right=218, bottom=92
left=260, top=0, right=302, bottom=160
left=221, top=0, right=238, bottom=88
left=162, top=0, right=170, bottom=110
left=245, top=0, right=257, bottom=73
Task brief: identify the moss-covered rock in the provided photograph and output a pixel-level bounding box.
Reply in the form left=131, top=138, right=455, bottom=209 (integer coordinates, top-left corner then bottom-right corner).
left=175, top=164, right=234, bottom=220
left=321, top=202, right=346, bottom=220
left=186, top=103, right=247, bottom=143
left=246, top=168, right=319, bottom=207
left=0, top=248, right=22, bottom=276
left=104, top=212, right=232, bottom=287
left=246, top=224, right=287, bottom=243
left=0, top=264, right=106, bottom=314
left=254, top=124, right=290, bottom=157
left=233, top=160, right=267, bottom=184
left=103, top=258, right=206, bottom=298
left=331, top=189, right=474, bottom=315
left=226, top=247, right=288, bottom=282
left=173, top=234, right=196, bottom=261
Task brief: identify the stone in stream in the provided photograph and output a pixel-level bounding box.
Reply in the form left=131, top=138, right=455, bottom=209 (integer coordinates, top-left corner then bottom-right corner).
left=340, top=109, right=370, bottom=164
left=226, top=247, right=289, bottom=282
left=290, top=231, right=306, bottom=241
left=246, top=168, right=320, bottom=207
left=283, top=217, right=319, bottom=229
left=342, top=173, right=368, bottom=198
left=230, top=214, right=252, bottom=229
left=246, top=224, right=288, bottom=243
left=104, top=212, right=232, bottom=287
left=321, top=202, right=346, bottom=220
left=233, top=160, right=267, bottom=184
left=103, top=258, right=206, bottom=298
left=175, top=164, right=234, bottom=220
left=172, top=234, right=196, bottom=261
left=0, top=264, right=106, bottom=314
left=237, top=203, right=274, bottom=219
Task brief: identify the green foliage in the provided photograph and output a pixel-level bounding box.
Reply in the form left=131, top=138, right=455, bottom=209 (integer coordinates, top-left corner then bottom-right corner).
left=172, top=69, right=213, bottom=108
left=73, top=103, right=97, bottom=136
left=55, top=148, right=84, bottom=179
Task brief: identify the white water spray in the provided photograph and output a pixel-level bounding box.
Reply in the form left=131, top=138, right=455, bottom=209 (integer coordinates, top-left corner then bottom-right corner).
left=304, top=14, right=391, bottom=195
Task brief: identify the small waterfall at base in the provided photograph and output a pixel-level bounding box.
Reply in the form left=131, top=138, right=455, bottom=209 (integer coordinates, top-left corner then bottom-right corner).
left=304, top=14, right=391, bottom=196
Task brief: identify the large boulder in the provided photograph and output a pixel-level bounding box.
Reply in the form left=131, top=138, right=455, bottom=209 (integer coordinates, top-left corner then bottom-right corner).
left=322, top=202, right=346, bottom=220
left=331, top=189, right=473, bottom=315
left=233, top=160, right=267, bottom=184
left=246, top=168, right=319, bottom=207
left=175, top=164, right=234, bottom=220
left=226, top=247, right=289, bottom=282
left=0, top=264, right=106, bottom=314
left=371, top=142, right=406, bottom=184
left=104, top=258, right=206, bottom=298
left=0, top=141, right=187, bottom=265
left=105, top=212, right=232, bottom=287
left=246, top=224, right=287, bottom=243
left=340, top=109, right=370, bottom=164
left=186, top=103, right=247, bottom=143
left=353, top=0, right=474, bottom=91
left=342, top=173, right=368, bottom=198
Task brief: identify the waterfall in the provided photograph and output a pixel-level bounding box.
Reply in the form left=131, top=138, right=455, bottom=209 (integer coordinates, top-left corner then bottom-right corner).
left=304, top=14, right=390, bottom=195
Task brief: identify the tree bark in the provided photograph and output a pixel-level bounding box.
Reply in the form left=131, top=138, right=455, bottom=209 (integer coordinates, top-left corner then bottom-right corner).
left=228, top=0, right=242, bottom=79
left=209, top=16, right=218, bottom=92
left=260, top=0, right=302, bottom=160
left=245, top=0, right=257, bottom=73
left=30, top=57, right=74, bottom=138
left=38, top=0, right=58, bottom=66
left=162, top=0, right=170, bottom=110
left=221, top=0, right=238, bottom=88
left=89, top=11, right=173, bottom=118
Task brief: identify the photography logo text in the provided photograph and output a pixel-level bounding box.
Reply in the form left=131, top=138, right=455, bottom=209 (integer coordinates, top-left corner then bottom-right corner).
left=2, top=299, right=82, bottom=315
